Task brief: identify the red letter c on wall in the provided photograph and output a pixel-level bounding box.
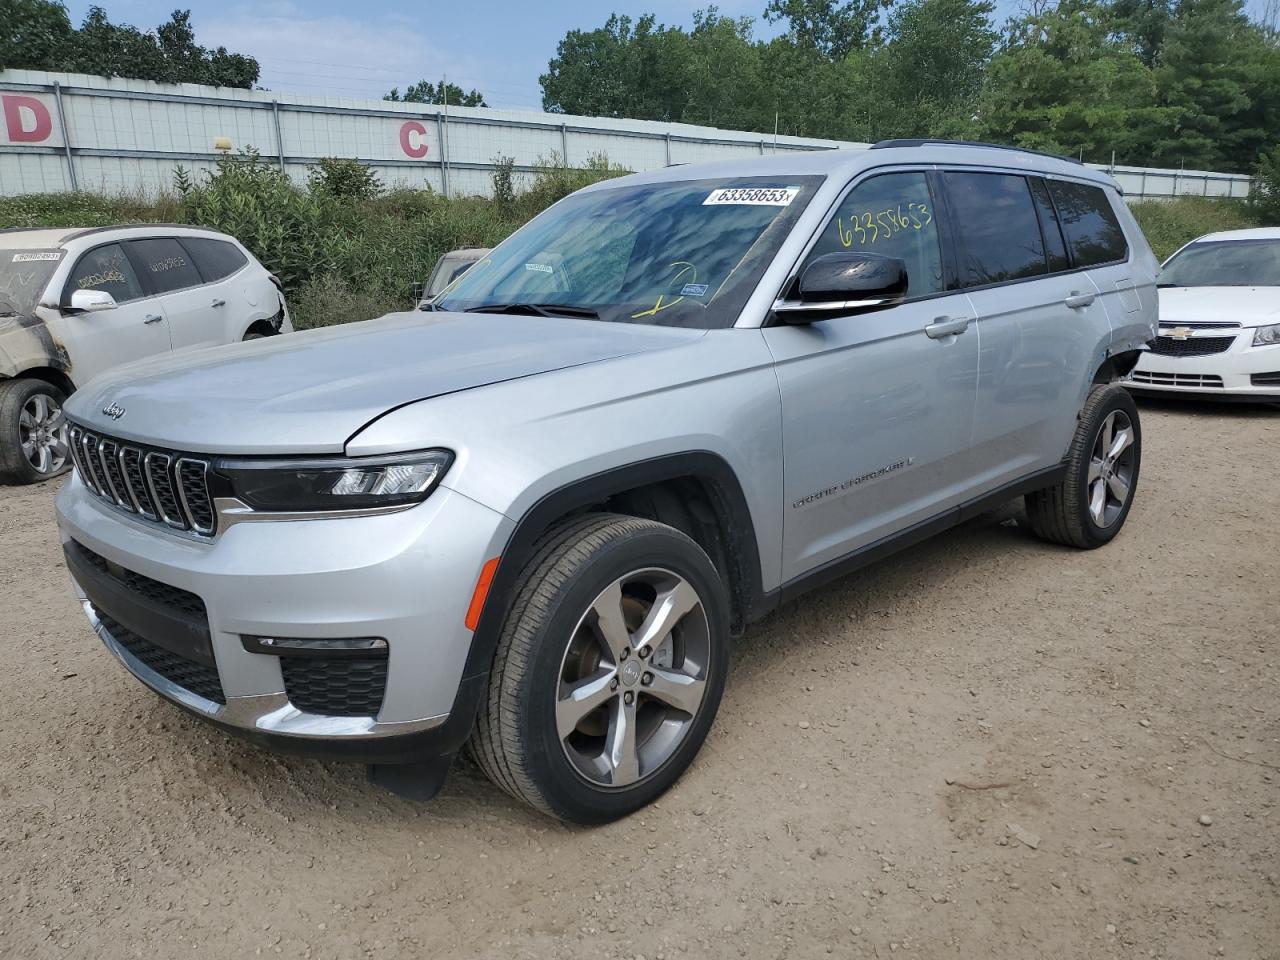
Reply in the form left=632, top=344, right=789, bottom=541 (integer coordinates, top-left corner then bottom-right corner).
left=2, top=95, right=53, bottom=143
left=399, top=120, right=429, bottom=159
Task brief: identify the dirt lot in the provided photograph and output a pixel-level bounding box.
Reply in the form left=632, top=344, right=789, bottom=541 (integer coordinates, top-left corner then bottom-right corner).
left=1, top=399, right=1277, bottom=960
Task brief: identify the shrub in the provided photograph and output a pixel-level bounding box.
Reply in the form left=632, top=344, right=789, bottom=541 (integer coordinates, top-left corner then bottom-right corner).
left=1249, top=146, right=1280, bottom=227
left=1129, top=196, right=1260, bottom=260
left=491, top=154, right=516, bottom=214
left=307, top=157, right=383, bottom=201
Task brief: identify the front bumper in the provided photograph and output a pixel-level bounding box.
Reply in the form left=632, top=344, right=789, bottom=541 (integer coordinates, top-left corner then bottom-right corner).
left=57, top=475, right=512, bottom=763
left=1129, top=334, right=1280, bottom=398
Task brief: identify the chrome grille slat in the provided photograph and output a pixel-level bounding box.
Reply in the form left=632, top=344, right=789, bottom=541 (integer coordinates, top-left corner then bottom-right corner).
left=66, top=422, right=214, bottom=536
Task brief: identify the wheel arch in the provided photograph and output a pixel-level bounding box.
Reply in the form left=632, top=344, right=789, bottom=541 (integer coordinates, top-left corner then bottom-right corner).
left=6, top=365, right=76, bottom=397
left=462, top=451, right=767, bottom=681
left=1091, top=348, right=1143, bottom=386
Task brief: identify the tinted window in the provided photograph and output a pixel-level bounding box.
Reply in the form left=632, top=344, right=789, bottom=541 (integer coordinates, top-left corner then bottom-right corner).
left=943, top=172, right=1046, bottom=287
left=126, top=238, right=204, bottom=294
left=183, top=237, right=248, bottom=282
left=1160, top=239, right=1280, bottom=287
left=804, top=172, right=943, bottom=298
left=1047, top=180, right=1127, bottom=267
left=1029, top=178, right=1070, bottom=272
left=66, top=243, right=144, bottom=305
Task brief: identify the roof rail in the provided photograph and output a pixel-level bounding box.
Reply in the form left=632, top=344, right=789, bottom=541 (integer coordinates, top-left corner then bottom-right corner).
left=868, top=139, right=1083, bottom=165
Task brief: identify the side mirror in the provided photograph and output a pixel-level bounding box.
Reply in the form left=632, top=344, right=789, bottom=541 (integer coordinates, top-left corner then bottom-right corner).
left=773, top=252, right=908, bottom=324
left=67, top=289, right=118, bottom=313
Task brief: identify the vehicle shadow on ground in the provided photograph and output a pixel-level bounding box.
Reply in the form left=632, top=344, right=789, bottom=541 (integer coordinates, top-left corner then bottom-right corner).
left=1131, top=394, right=1280, bottom=420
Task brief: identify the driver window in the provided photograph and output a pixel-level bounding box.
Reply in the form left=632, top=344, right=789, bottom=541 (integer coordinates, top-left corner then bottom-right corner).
left=65, top=243, right=144, bottom=305
left=805, top=172, right=944, bottom=299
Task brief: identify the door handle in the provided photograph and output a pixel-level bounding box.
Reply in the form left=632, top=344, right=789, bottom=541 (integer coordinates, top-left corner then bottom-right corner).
left=925, top=316, right=970, bottom=339
left=211, top=298, right=226, bottom=308
left=1064, top=291, right=1096, bottom=309
left=142, top=314, right=163, bottom=324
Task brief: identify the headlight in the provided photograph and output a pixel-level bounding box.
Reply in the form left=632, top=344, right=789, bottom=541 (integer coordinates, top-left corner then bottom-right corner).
left=1253, top=322, right=1280, bottom=347
left=213, top=449, right=453, bottom=512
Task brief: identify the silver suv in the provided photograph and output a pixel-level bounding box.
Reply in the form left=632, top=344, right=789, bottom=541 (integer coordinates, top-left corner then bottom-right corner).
left=56, top=141, right=1157, bottom=823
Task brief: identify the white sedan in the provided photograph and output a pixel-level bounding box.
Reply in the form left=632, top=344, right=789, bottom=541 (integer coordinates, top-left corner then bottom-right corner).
left=1128, top=227, right=1280, bottom=401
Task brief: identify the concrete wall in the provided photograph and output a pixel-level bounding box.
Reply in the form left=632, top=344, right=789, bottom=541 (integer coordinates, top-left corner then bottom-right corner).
left=0, top=69, right=1254, bottom=203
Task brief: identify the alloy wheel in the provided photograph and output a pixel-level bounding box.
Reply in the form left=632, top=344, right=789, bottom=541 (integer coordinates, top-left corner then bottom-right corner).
left=1087, top=409, right=1136, bottom=528
left=18, top=393, right=69, bottom=476
left=556, top=567, right=710, bottom=789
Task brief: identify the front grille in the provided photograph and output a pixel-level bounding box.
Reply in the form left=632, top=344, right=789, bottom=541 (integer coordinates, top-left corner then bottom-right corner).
left=1131, top=371, right=1224, bottom=388
left=1149, top=335, right=1237, bottom=357
left=1251, top=371, right=1280, bottom=387
left=72, top=542, right=206, bottom=618
left=95, top=608, right=225, bottom=704
left=68, top=425, right=216, bottom=535
left=281, top=657, right=387, bottom=717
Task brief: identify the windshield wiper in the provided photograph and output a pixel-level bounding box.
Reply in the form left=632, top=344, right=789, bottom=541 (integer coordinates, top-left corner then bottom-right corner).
left=463, top=302, right=600, bottom=320
left=1155, top=282, right=1183, bottom=288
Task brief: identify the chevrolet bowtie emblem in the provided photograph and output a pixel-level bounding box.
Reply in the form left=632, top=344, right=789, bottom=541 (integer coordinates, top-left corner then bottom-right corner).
left=1165, top=327, right=1194, bottom=340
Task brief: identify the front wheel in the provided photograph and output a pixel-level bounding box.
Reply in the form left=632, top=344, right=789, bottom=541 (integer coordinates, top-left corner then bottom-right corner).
left=470, top=514, right=730, bottom=824
left=0, top=378, right=71, bottom=485
left=1025, top=384, right=1141, bottom=548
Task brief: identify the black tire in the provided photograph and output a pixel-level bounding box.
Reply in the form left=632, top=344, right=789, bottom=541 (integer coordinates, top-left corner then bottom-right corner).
left=0, top=378, right=71, bottom=485
left=469, top=513, right=730, bottom=824
left=243, top=332, right=267, bottom=341
left=1025, top=384, right=1141, bottom=549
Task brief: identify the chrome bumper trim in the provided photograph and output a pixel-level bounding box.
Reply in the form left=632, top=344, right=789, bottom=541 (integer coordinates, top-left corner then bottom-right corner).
left=82, top=599, right=449, bottom=741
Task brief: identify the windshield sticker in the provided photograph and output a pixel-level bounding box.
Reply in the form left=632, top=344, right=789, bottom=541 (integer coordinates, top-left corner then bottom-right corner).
left=524, top=262, right=553, bottom=274
left=703, top=187, right=799, bottom=207
left=836, top=202, right=932, bottom=247
left=12, top=252, right=62, bottom=262
left=680, top=282, right=709, bottom=297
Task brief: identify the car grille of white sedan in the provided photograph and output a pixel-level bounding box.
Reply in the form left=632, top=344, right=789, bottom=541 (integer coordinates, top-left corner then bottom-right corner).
left=1148, top=334, right=1238, bottom=357
left=1130, top=371, right=1225, bottom=388
left=67, top=424, right=216, bottom=535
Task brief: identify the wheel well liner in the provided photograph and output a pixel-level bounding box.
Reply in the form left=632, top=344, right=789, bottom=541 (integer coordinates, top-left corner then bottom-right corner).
left=1092, top=349, right=1143, bottom=384
left=461, top=452, right=766, bottom=683
left=10, top=366, right=75, bottom=396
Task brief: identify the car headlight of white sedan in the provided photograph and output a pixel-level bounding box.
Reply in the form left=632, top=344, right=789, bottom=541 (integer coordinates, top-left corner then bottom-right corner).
left=1253, top=322, right=1280, bottom=347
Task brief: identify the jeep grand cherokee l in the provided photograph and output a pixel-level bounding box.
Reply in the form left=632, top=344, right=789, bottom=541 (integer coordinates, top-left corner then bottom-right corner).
left=55, top=140, right=1157, bottom=823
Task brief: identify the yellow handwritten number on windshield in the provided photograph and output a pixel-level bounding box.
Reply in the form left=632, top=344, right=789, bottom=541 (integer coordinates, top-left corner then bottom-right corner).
left=631, top=261, right=697, bottom=319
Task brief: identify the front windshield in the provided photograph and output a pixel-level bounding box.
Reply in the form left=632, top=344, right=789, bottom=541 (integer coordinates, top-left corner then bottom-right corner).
left=435, top=176, right=823, bottom=328
left=1160, top=239, right=1280, bottom=287
left=0, top=250, right=62, bottom=316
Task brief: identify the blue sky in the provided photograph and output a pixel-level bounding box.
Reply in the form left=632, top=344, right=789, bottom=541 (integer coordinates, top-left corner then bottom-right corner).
left=63, top=0, right=1272, bottom=112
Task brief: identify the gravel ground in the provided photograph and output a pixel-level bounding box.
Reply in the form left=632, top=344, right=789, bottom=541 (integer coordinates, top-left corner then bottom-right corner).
left=1, top=399, right=1277, bottom=960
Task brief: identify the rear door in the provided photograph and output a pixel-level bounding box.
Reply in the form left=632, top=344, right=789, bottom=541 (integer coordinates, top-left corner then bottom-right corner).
left=764, top=169, right=981, bottom=583
left=939, top=170, right=1110, bottom=491
left=123, top=237, right=218, bottom=353
left=176, top=236, right=259, bottom=348
left=58, top=242, right=172, bottom=384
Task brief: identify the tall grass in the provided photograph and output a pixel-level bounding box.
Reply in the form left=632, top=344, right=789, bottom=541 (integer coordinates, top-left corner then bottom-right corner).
left=1129, top=196, right=1261, bottom=261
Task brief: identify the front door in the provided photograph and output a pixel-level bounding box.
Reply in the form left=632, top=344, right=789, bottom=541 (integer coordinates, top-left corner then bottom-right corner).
left=762, top=170, right=981, bottom=584
left=58, top=242, right=172, bottom=385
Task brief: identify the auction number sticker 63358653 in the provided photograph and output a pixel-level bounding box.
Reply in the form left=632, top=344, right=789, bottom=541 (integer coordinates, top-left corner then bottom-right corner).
left=703, top=187, right=800, bottom=206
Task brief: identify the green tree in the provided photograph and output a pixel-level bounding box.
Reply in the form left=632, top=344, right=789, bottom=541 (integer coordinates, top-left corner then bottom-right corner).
left=1149, top=0, right=1274, bottom=170
left=762, top=0, right=892, bottom=59
left=857, top=0, right=998, bottom=139
left=0, top=0, right=74, bottom=72
left=981, top=0, right=1173, bottom=164
left=1, top=3, right=259, bottom=87
left=384, top=80, right=487, bottom=107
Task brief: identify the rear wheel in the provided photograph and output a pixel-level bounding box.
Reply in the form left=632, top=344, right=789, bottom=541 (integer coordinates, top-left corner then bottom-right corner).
left=470, top=514, right=729, bottom=824
left=0, top=379, right=71, bottom=485
left=1025, top=384, right=1141, bottom=548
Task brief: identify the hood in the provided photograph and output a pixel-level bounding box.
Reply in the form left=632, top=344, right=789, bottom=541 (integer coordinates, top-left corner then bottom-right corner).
left=65, top=310, right=705, bottom=454
left=1158, top=286, right=1280, bottom=328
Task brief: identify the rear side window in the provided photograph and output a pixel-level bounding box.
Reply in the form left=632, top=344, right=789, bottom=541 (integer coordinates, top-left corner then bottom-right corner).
left=1029, top=178, right=1071, bottom=273
left=1046, top=180, right=1128, bottom=266
left=183, top=237, right=248, bottom=282
left=126, top=238, right=204, bottom=294
left=804, top=171, right=944, bottom=298
left=941, top=172, right=1046, bottom=287
left=65, top=243, right=144, bottom=305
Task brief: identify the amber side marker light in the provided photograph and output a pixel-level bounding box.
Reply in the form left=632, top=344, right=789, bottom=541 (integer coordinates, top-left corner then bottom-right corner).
left=466, top=557, right=501, bottom=631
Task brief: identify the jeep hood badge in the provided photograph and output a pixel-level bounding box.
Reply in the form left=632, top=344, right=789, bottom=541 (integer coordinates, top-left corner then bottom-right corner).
left=102, top=402, right=126, bottom=421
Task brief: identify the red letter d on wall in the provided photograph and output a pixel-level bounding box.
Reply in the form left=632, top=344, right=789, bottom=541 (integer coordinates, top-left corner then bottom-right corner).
left=2, top=95, right=53, bottom=143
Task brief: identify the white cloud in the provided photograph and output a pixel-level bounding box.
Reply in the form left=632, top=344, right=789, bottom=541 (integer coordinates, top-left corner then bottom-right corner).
left=194, top=5, right=545, bottom=109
